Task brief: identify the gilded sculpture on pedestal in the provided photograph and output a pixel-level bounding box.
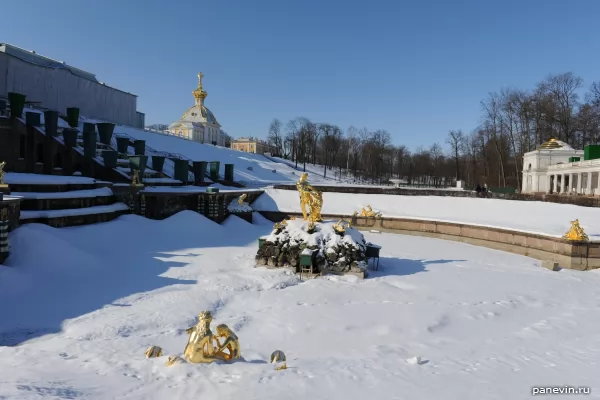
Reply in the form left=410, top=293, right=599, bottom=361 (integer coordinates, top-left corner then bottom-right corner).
left=0, top=161, right=6, bottom=185
left=333, top=219, right=351, bottom=235
left=296, top=172, right=323, bottom=224
left=357, top=205, right=381, bottom=218
left=131, top=170, right=142, bottom=186
left=563, top=219, right=589, bottom=241
left=237, top=193, right=248, bottom=205
left=183, top=311, right=240, bottom=363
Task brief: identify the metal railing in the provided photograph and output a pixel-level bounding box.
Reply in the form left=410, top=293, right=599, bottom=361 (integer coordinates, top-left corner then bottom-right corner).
left=548, top=159, right=600, bottom=170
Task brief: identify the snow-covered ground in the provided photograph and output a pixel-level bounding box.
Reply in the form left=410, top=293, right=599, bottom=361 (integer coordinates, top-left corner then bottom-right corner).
left=19, top=108, right=332, bottom=185
left=253, top=189, right=600, bottom=238
left=96, top=124, right=328, bottom=185
left=1, top=213, right=599, bottom=399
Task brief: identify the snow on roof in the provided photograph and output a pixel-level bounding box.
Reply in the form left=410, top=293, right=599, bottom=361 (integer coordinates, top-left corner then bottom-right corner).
left=0, top=43, right=97, bottom=82
left=536, top=138, right=574, bottom=151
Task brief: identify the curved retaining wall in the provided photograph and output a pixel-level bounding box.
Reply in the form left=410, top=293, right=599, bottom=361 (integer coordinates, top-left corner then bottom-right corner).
left=271, top=184, right=600, bottom=208
left=257, top=211, right=599, bottom=271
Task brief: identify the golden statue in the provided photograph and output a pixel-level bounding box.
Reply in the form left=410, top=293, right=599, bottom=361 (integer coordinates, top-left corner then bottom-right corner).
left=165, top=355, right=184, bottom=367
left=274, top=221, right=285, bottom=230
left=237, top=193, right=248, bottom=205
left=145, top=346, right=163, bottom=358
left=296, top=172, right=323, bottom=224
left=131, top=170, right=142, bottom=186
left=0, top=161, right=6, bottom=185
left=183, top=311, right=240, bottom=363
left=214, top=324, right=241, bottom=361
left=333, top=219, right=351, bottom=234
left=183, top=311, right=218, bottom=363
left=563, top=219, right=589, bottom=241
left=359, top=205, right=382, bottom=218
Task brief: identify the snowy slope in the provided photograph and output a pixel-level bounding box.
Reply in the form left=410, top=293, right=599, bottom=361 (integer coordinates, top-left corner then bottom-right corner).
left=1, top=213, right=599, bottom=399
left=97, top=124, right=328, bottom=185
left=252, top=189, right=600, bottom=238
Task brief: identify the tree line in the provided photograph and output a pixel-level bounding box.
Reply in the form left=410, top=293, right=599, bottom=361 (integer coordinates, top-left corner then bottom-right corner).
left=267, top=72, right=600, bottom=188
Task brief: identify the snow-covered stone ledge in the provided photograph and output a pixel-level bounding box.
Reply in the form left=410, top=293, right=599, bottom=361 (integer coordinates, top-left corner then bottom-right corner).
left=257, top=211, right=600, bottom=271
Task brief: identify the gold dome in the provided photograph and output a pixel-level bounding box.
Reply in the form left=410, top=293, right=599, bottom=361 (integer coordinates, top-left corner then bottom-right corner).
left=537, top=138, right=574, bottom=150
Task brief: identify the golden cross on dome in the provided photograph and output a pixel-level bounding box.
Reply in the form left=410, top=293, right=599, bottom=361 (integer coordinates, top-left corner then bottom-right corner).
left=198, top=72, right=204, bottom=87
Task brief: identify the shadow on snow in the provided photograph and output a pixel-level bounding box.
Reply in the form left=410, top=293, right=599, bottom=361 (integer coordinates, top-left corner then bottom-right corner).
left=368, top=257, right=466, bottom=278
left=0, top=211, right=272, bottom=346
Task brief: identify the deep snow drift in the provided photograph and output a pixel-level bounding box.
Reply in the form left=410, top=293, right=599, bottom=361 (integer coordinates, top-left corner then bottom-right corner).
left=1, top=213, right=599, bottom=399
left=253, top=188, right=600, bottom=237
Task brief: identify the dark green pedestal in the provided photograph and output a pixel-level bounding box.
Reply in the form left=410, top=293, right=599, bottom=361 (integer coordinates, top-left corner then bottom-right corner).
left=62, top=128, right=78, bottom=148
left=133, top=140, right=145, bottom=155
left=83, top=122, right=96, bottom=135
left=224, top=163, right=234, bottom=181
left=43, top=110, right=59, bottom=137
left=25, top=112, right=41, bottom=126
left=97, top=122, right=115, bottom=145
left=66, top=107, right=80, bottom=128
left=8, top=92, right=25, bottom=118
left=173, top=159, right=189, bottom=183
left=103, top=150, right=119, bottom=169
left=192, top=161, right=207, bottom=184
left=116, top=137, right=130, bottom=154
left=83, top=131, right=97, bottom=159
left=210, top=161, right=220, bottom=181
left=151, top=155, right=165, bottom=172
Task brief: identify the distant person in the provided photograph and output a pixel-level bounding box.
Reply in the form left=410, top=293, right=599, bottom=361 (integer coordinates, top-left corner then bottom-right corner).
left=476, top=184, right=482, bottom=197
left=483, top=183, right=488, bottom=198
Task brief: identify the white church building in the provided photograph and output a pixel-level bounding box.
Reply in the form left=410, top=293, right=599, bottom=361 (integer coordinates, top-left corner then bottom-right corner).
left=522, top=138, right=600, bottom=195
left=167, top=73, right=227, bottom=146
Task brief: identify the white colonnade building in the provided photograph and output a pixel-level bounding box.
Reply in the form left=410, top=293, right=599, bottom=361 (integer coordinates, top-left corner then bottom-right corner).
left=522, top=138, right=600, bottom=195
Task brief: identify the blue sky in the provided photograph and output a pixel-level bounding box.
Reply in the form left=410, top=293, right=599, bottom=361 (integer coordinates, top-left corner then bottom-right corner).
left=2, top=0, right=600, bottom=150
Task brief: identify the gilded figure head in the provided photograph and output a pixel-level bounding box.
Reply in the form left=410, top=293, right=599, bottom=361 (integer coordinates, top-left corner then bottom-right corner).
left=216, top=324, right=230, bottom=336
left=198, top=311, right=213, bottom=323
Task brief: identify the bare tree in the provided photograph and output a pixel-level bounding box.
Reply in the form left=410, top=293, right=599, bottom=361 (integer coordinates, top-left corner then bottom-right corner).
left=267, top=118, right=283, bottom=156
left=538, top=72, right=583, bottom=144
left=446, top=130, right=464, bottom=181
left=587, top=81, right=600, bottom=106
left=285, top=119, right=299, bottom=167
